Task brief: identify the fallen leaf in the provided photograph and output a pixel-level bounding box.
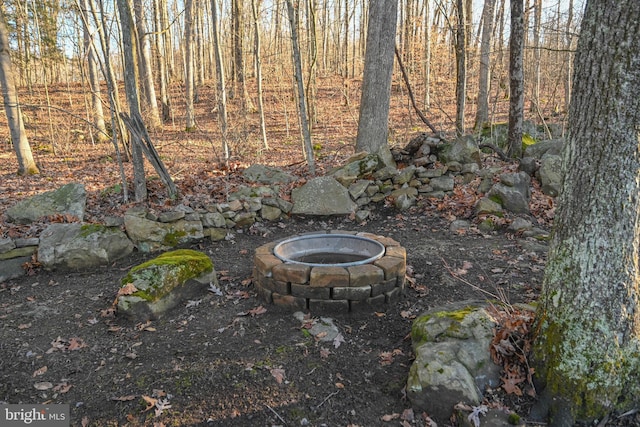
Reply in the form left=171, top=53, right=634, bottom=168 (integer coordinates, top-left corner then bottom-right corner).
left=32, top=366, right=47, bottom=377
left=53, top=382, right=73, bottom=393
left=319, top=347, right=331, bottom=359
left=18, top=323, right=31, bottom=329
left=68, top=337, right=87, bottom=351
left=112, top=395, right=136, bottom=401
left=270, top=368, right=285, bottom=384
left=381, top=413, right=400, bottom=421
left=379, top=351, right=394, bottom=366
left=248, top=305, right=267, bottom=316
left=142, top=395, right=158, bottom=412
left=154, top=398, right=171, bottom=417
left=34, top=381, right=53, bottom=390
left=81, top=416, right=89, bottom=427
left=335, top=382, right=344, bottom=389
left=117, top=282, right=138, bottom=297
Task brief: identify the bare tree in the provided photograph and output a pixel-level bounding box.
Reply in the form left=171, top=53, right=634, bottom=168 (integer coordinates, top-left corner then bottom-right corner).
left=454, top=0, right=466, bottom=136
left=211, top=0, right=229, bottom=163
left=133, top=0, right=161, bottom=128
left=285, top=0, right=315, bottom=174
left=251, top=0, right=268, bottom=149
left=184, top=0, right=196, bottom=131
left=0, top=6, right=39, bottom=175
left=474, top=0, right=495, bottom=131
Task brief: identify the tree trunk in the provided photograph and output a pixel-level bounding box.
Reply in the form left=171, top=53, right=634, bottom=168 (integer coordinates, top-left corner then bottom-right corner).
left=454, top=0, right=466, bottom=136
left=116, top=0, right=147, bottom=201
left=507, top=0, right=524, bottom=158
left=355, top=0, right=397, bottom=167
left=251, top=0, right=268, bottom=149
left=530, top=0, right=541, bottom=113
left=474, top=0, right=495, bottom=131
left=0, top=7, right=39, bottom=175
left=423, top=0, right=430, bottom=109
left=533, top=0, right=640, bottom=423
left=285, top=0, right=315, bottom=174
left=133, top=0, right=161, bottom=128
left=80, top=0, right=108, bottom=143
left=184, top=0, right=196, bottom=131
left=153, top=0, right=172, bottom=122
left=211, top=0, right=229, bottom=163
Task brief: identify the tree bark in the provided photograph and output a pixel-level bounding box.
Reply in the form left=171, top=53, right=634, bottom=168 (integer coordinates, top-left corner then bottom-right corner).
left=251, top=0, right=268, bottom=149
left=454, top=0, right=466, bottom=136
left=0, top=7, right=39, bottom=175
left=533, top=0, right=640, bottom=423
left=133, top=0, right=161, bottom=128
left=80, top=0, right=108, bottom=143
left=285, top=0, right=315, bottom=174
left=116, top=0, right=147, bottom=201
left=211, top=0, right=229, bottom=163
left=507, top=0, right=524, bottom=158
left=184, top=0, right=196, bottom=130
left=474, top=0, right=495, bottom=131
left=355, top=0, right=397, bottom=167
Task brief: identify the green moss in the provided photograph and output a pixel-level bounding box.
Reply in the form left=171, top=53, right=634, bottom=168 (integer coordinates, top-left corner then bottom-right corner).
left=79, top=223, right=109, bottom=238
left=508, top=413, right=521, bottom=425
left=411, top=306, right=478, bottom=346
left=162, top=229, right=187, bottom=246
left=121, top=249, right=213, bottom=302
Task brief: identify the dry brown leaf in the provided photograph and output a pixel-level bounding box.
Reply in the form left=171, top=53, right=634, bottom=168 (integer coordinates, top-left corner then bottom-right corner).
left=117, top=282, right=138, bottom=297
left=112, top=395, right=136, bottom=401
left=248, top=305, right=267, bottom=316
left=32, top=366, right=47, bottom=377
left=81, top=416, right=89, bottom=427
left=53, top=382, right=73, bottom=393
left=381, top=413, right=400, bottom=421
left=379, top=351, right=394, bottom=366
left=18, top=323, right=31, bottom=329
left=270, top=368, right=285, bottom=384
left=142, top=395, right=158, bottom=412
left=335, top=382, right=345, bottom=389
left=68, top=337, right=87, bottom=351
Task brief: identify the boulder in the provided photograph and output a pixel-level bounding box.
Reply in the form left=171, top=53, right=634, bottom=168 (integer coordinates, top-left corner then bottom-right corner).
left=0, top=256, right=31, bottom=282
left=538, top=154, right=563, bottom=196
left=429, top=175, right=455, bottom=192
left=117, top=249, right=215, bottom=321
left=5, top=183, right=86, bottom=224
left=438, top=136, right=481, bottom=166
left=329, top=152, right=380, bottom=185
left=38, top=223, right=134, bottom=270
left=407, top=302, right=501, bottom=422
left=291, top=176, right=357, bottom=215
left=124, top=207, right=204, bottom=253
left=487, top=172, right=531, bottom=213
left=524, top=138, right=563, bottom=159
left=242, top=164, right=296, bottom=184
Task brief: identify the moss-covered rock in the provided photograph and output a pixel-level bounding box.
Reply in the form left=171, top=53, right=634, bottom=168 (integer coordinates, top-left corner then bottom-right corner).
left=117, top=249, right=216, bottom=321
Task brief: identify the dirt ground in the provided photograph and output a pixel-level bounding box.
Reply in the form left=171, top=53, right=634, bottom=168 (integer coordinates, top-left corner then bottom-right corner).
left=0, top=199, right=551, bottom=427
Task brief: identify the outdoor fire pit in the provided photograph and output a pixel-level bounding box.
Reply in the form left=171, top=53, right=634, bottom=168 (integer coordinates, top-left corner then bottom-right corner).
left=253, top=231, right=406, bottom=312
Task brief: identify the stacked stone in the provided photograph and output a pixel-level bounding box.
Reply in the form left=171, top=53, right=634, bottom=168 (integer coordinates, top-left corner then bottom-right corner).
left=253, top=231, right=406, bottom=313
left=0, top=236, right=39, bottom=282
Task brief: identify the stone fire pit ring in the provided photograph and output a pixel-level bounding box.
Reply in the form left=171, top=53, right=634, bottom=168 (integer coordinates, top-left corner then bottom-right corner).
left=253, top=231, right=406, bottom=313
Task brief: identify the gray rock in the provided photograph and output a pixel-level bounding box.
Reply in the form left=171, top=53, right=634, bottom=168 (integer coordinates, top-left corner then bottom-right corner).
left=508, top=217, right=533, bottom=233
left=117, top=249, right=215, bottom=321
left=538, top=154, right=563, bottom=196
left=6, top=183, right=86, bottom=224
left=373, top=166, right=398, bottom=181
left=524, top=138, right=563, bottom=159
left=158, top=210, right=185, bottom=223
left=430, top=176, right=455, bottom=192
left=234, top=212, right=256, bottom=227
left=450, top=220, right=470, bottom=233
left=242, top=164, right=296, bottom=184
left=291, top=176, right=357, bottom=215
left=0, top=237, right=16, bottom=253
left=124, top=208, right=204, bottom=253
left=355, top=210, right=370, bottom=222
left=349, top=180, right=372, bottom=200
left=519, top=157, right=538, bottom=176
left=393, top=165, right=416, bottom=185
left=487, top=172, right=531, bottom=213
left=38, top=223, right=134, bottom=270
left=260, top=205, right=282, bottom=221
left=438, top=136, right=481, bottom=166
left=0, top=256, right=30, bottom=282
left=330, top=153, right=380, bottom=185
left=407, top=302, right=501, bottom=422
left=475, top=197, right=503, bottom=216
left=0, top=246, right=37, bottom=260
left=201, top=212, right=226, bottom=228
left=293, top=312, right=340, bottom=342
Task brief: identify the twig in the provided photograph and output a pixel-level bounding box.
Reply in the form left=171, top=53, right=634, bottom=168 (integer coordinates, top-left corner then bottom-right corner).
left=315, top=390, right=339, bottom=410
left=440, top=257, right=505, bottom=303
left=394, top=46, right=439, bottom=134
left=265, top=404, right=287, bottom=425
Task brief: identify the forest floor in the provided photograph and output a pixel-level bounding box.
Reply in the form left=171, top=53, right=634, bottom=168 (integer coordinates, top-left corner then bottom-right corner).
left=0, top=78, right=637, bottom=426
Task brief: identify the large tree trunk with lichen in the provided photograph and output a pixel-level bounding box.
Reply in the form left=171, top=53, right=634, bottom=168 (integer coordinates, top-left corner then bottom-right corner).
left=532, top=0, right=640, bottom=423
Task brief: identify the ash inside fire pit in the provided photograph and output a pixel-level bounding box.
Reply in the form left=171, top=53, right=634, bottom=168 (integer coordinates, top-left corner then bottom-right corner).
left=253, top=231, right=406, bottom=313
left=273, top=234, right=385, bottom=267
